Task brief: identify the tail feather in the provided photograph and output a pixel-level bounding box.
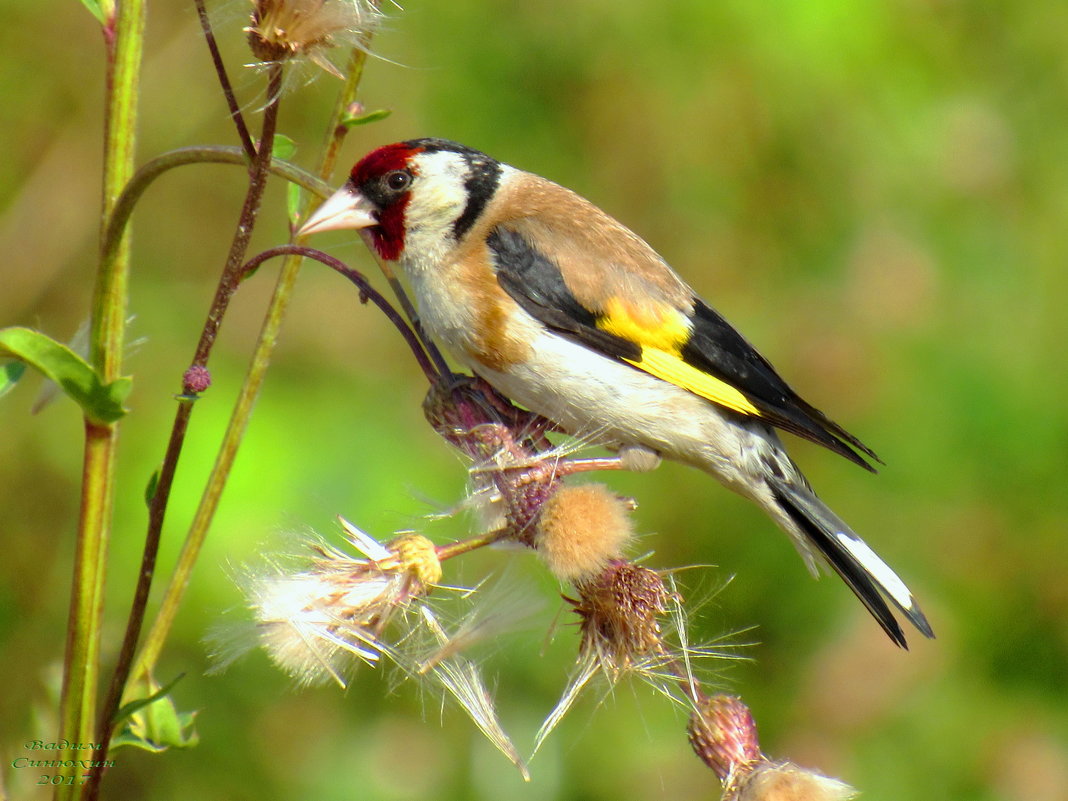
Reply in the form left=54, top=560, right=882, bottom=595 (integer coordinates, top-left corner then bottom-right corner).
left=767, top=475, right=934, bottom=648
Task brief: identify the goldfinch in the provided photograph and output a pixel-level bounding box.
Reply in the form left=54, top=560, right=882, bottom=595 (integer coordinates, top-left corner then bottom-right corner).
left=300, top=138, right=934, bottom=648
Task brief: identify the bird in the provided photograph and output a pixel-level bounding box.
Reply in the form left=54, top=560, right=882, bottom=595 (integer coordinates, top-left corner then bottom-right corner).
left=299, top=137, right=934, bottom=648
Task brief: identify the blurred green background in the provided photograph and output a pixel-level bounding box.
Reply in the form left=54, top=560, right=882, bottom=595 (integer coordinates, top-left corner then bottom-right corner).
left=2, top=0, right=1067, bottom=799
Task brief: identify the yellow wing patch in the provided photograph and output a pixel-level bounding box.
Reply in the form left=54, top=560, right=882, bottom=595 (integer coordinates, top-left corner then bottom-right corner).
left=632, top=347, right=761, bottom=416
left=597, top=296, right=761, bottom=417
left=599, top=297, right=690, bottom=351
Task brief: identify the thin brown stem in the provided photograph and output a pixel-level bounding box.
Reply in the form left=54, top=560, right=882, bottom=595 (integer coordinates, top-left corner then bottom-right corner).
left=192, top=69, right=283, bottom=366
left=193, top=0, right=255, bottom=160
left=241, top=245, right=442, bottom=382
left=362, top=246, right=453, bottom=378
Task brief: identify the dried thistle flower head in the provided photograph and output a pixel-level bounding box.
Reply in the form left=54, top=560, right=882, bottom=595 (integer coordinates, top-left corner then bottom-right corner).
left=535, top=483, right=635, bottom=582
left=236, top=519, right=439, bottom=687
left=573, top=559, right=669, bottom=667
left=423, top=375, right=563, bottom=541
left=535, top=569, right=742, bottom=756
left=689, top=695, right=857, bottom=801
left=246, top=0, right=381, bottom=77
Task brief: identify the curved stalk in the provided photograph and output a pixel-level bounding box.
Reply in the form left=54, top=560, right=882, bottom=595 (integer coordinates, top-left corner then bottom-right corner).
left=245, top=245, right=440, bottom=381
left=102, top=146, right=333, bottom=270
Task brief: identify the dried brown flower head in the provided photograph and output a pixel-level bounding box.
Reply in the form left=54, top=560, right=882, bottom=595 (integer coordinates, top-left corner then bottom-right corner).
left=246, top=0, right=381, bottom=76
left=572, top=559, right=670, bottom=666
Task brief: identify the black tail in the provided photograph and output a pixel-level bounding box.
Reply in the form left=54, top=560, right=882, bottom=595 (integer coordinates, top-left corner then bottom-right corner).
left=768, top=476, right=934, bottom=648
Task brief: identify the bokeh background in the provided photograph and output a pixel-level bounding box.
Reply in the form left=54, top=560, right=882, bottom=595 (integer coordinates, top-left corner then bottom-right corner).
left=2, top=1, right=1067, bottom=799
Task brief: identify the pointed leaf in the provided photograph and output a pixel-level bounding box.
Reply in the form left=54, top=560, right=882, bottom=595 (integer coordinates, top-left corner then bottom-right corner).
left=144, top=468, right=161, bottom=508
left=340, top=108, right=392, bottom=128
left=113, top=673, right=185, bottom=727
left=272, top=134, right=297, bottom=161
left=0, top=361, right=26, bottom=399
left=78, top=0, right=107, bottom=25
left=0, top=327, right=130, bottom=423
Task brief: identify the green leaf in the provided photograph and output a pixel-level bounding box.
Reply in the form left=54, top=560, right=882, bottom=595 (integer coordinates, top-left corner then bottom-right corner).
left=287, top=181, right=303, bottom=229
left=0, top=327, right=131, bottom=423
left=144, top=468, right=161, bottom=508
left=78, top=0, right=107, bottom=25
left=273, top=134, right=297, bottom=161
left=340, top=108, right=392, bottom=128
left=113, top=673, right=185, bottom=727
left=0, top=360, right=26, bottom=399
left=111, top=678, right=199, bottom=753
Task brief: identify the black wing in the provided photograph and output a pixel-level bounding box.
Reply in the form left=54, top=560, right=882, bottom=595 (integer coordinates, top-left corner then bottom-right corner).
left=680, top=300, right=880, bottom=470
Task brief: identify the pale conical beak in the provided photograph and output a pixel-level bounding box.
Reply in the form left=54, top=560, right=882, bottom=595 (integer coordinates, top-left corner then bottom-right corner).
left=299, top=184, right=379, bottom=235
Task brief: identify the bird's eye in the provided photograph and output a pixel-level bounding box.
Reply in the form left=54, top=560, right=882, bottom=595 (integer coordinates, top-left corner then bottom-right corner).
left=383, top=170, right=412, bottom=192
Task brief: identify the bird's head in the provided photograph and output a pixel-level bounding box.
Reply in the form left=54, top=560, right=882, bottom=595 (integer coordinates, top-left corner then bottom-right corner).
left=299, top=138, right=503, bottom=262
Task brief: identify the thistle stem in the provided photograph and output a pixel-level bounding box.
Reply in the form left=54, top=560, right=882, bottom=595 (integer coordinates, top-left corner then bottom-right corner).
left=240, top=245, right=441, bottom=381
left=101, top=146, right=333, bottom=269
left=435, top=529, right=510, bottom=562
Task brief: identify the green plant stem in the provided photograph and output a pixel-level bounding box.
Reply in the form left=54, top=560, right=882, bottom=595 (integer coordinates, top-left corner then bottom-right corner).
left=57, top=1, right=144, bottom=797
left=132, top=47, right=375, bottom=683
left=319, top=48, right=370, bottom=184
left=85, top=64, right=284, bottom=801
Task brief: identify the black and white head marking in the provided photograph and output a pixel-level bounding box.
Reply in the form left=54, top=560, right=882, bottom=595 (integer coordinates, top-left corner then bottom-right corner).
left=403, top=139, right=503, bottom=242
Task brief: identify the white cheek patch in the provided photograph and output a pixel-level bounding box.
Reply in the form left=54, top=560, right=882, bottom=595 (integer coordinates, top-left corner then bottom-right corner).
left=404, top=151, right=472, bottom=242
left=835, top=532, right=915, bottom=611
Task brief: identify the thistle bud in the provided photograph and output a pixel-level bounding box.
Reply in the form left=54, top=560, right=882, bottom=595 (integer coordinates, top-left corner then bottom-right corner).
left=182, top=364, right=211, bottom=394
left=688, top=695, right=762, bottom=782
left=689, top=694, right=857, bottom=801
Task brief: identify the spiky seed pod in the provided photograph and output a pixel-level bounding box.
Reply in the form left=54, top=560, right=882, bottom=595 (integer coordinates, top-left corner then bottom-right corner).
left=535, top=483, right=634, bottom=582
left=422, top=375, right=565, bottom=544
left=572, top=560, right=669, bottom=666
